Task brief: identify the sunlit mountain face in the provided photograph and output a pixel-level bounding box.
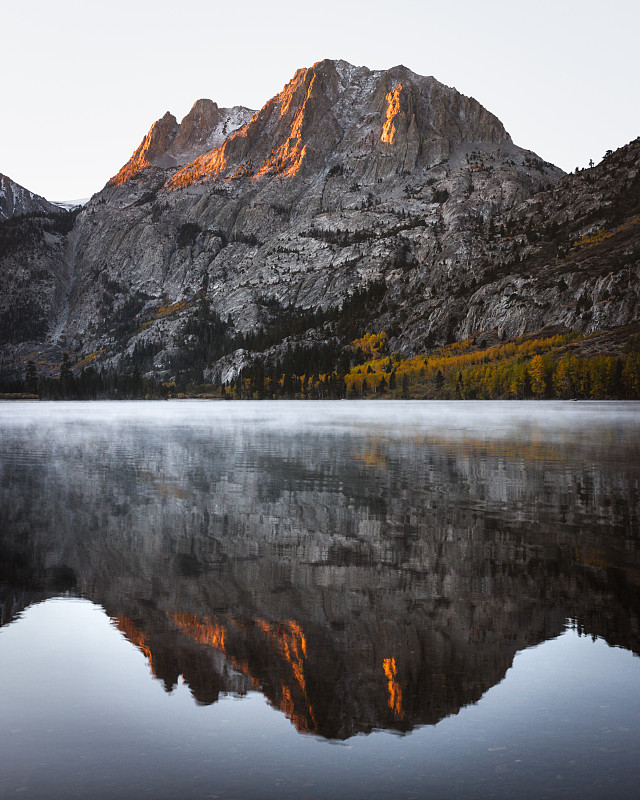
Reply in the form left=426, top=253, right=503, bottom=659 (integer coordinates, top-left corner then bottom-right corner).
left=1, top=401, right=639, bottom=740
left=4, top=59, right=638, bottom=395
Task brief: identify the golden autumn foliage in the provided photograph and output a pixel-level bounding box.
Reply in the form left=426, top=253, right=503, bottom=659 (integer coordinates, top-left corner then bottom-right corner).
left=342, top=331, right=640, bottom=400
left=155, top=298, right=192, bottom=318
left=351, top=331, right=388, bottom=359
left=168, top=326, right=640, bottom=402
left=216, top=328, right=639, bottom=401
left=74, top=349, right=106, bottom=371
left=571, top=216, right=640, bottom=251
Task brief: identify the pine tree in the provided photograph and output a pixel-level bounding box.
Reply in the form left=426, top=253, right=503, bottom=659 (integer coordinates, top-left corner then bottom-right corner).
left=60, top=353, right=74, bottom=398
left=25, top=360, right=38, bottom=395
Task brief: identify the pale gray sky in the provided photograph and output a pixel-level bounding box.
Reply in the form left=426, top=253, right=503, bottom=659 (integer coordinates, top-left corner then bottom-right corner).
left=2, top=0, right=638, bottom=201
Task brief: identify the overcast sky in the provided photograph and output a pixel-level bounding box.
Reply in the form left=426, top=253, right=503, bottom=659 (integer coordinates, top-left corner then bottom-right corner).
left=2, top=0, right=638, bottom=201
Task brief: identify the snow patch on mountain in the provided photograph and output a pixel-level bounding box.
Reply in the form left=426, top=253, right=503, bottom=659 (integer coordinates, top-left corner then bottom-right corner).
left=52, top=198, right=90, bottom=211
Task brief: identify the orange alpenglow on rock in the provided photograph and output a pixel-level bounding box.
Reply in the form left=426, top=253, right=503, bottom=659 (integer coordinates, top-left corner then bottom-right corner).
left=381, top=84, right=403, bottom=144
left=108, top=101, right=255, bottom=187
left=168, top=67, right=320, bottom=188
left=169, top=611, right=317, bottom=731
left=109, top=112, right=179, bottom=186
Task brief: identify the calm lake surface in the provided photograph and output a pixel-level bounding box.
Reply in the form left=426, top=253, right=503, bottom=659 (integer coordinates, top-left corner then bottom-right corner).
left=1, top=399, right=639, bottom=799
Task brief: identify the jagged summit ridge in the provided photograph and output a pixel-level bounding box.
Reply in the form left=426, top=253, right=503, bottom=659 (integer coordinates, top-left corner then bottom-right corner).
left=165, top=59, right=512, bottom=189
left=170, top=100, right=253, bottom=162
left=109, top=100, right=255, bottom=186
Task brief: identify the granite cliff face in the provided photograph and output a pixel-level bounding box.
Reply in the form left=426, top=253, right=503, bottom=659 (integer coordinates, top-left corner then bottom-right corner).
left=1, top=59, right=638, bottom=381
left=0, top=176, right=75, bottom=347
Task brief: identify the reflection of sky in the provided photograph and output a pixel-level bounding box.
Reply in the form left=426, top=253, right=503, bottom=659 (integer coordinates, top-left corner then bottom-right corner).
left=2, top=598, right=639, bottom=800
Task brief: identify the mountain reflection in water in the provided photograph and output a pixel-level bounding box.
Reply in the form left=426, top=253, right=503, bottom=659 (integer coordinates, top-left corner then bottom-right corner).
left=1, top=400, right=639, bottom=741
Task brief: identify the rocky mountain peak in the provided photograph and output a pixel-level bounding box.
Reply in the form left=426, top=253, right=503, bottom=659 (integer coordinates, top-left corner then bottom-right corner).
left=0, top=173, right=60, bottom=220
left=165, top=60, right=339, bottom=188
left=109, top=111, right=179, bottom=185
left=171, top=99, right=220, bottom=152
left=168, top=99, right=255, bottom=164
left=375, top=64, right=510, bottom=150
left=165, top=58, right=513, bottom=190
left=108, top=103, right=255, bottom=187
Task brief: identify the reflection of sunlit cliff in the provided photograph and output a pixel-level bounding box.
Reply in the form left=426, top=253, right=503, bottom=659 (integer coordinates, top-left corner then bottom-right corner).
left=1, top=417, right=639, bottom=739
left=111, top=613, right=253, bottom=703
left=115, top=616, right=156, bottom=674
left=168, top=613, right=317, bottom=732
left=383, top=657, right=404, bottom=718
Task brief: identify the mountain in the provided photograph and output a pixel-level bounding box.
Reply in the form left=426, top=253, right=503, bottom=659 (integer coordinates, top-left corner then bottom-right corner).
left=0, top=59, right=638, bottom=390
left=0, top=173, right=60, bottom=220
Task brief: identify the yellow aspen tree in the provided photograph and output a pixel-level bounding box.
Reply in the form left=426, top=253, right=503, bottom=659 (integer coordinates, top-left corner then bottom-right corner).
left=529, top=355, right=546, bottom=398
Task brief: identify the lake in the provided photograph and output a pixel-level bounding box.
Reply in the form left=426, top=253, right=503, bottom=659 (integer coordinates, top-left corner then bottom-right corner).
left=1, top=399, right=639, bottom=799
